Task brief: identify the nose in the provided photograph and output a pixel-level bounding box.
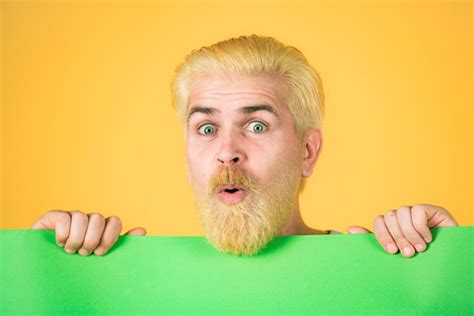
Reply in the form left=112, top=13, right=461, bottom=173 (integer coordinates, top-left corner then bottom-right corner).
left=217, top=155, right=240, bottom=166
left=215, top=131, right=245, bottom=167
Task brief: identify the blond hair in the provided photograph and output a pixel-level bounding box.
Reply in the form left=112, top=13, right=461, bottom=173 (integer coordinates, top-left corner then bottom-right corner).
left=171, top=34, right=325, bottom=135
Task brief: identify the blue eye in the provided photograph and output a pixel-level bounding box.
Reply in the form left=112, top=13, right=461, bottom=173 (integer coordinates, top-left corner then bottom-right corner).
left=198, top=123, right=215, bottom=135
left=248, top=121, right=267, bottom=133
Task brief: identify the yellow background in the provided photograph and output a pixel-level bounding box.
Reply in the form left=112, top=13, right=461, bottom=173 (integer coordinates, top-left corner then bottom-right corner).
left=1, top=1, right=472, bottom=235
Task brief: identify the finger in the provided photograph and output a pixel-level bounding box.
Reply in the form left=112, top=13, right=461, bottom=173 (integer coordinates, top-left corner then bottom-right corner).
left=347, top=226, right=372, bottom=234
left=64, top=211, right=89, bottom=255
left=77, top=213, right=106, bottom=256
left=94, top=216, right=122, bottom=256
left=396, top=206, right=427, bottom=253
left=411, top=205, right=432, bottom=243
left=384, top=210, right=415, bottom=258
left=54, top=212, right=72, bottom=248
left=124, top=227, right=147, bottom=236
left=417, top=204, right=458, bottom=228
left=31, top=210, right=71, bottom=247
left=373, top=215, right=399, bottom=254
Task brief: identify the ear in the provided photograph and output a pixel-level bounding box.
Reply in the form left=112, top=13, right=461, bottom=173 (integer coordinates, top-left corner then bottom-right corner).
left=302, top=129, right=323, bottom=177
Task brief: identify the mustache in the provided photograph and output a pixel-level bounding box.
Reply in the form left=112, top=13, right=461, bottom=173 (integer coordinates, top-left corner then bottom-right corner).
left=207, top=167, right=258, bottom=196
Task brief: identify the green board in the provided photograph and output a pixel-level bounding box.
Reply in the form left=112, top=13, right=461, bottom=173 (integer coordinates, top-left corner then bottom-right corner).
left=1, top=227, right=472, bottom=315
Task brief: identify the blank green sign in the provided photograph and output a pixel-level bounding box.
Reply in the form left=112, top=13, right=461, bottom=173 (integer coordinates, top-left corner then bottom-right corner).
left=1, top=227, right=472, bottom=315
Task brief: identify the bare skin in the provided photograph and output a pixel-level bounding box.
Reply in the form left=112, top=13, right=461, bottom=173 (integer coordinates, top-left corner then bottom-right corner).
left=31, top=74, right=458, bottom=257
left=31, top=211, right=146, bottom=256
left=31, top=204, right=457, bottom=257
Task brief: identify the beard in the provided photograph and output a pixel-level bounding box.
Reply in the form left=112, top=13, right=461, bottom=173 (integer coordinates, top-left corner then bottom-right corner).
left=189, top=162, right=302, bottom=256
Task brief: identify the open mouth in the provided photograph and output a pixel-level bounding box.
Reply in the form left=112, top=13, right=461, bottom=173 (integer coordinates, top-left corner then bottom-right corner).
left=219, top=184, right=245, bottom=194
left=216, top=184, right=247, bottom=205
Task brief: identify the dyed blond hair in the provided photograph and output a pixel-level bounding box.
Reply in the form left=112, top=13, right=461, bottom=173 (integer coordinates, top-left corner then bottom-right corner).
left=171, top=34, right=325, bottom=135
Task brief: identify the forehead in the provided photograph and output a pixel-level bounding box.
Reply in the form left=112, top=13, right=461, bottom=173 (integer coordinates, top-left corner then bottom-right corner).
left=187, top=74, right=287, bottom=110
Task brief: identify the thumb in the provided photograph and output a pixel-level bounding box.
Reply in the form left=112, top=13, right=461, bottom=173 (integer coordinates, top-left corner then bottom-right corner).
left=124, top=227, right=147, bottom=236
left=31, top=210, right=69, bottom=230
left=347, top=226, right=372, bottom=234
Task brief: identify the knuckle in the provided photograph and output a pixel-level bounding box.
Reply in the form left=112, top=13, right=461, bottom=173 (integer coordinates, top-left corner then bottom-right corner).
left=46, top=210, right=62, bottom=216
left=373, top=217, right=386, bottom=233
left=56, top=211, right=71, bottom=223
left=396, top=206, right=411, bottom=216
left=373, top=215, right=383, bottom=226
left=71, top=211, right=88, bottom=223
left=411, top=204, right=426, bottom=214
left=386, top=226, right=402, bottom=240
left=413, top=220, right=427, bottom=232
left=89, top=213, right=105, bottom=222
left=402, top=229, right=423, bottom=244
left=107, top=216, right=122, bottom=228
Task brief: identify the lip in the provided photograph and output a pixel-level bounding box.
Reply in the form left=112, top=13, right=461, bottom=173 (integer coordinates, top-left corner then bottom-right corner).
left=216, top=184, right=248, bottom=205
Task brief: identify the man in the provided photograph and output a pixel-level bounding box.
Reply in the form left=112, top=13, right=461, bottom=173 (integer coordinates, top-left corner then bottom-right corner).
left=31, top=35, right=458, bottom=257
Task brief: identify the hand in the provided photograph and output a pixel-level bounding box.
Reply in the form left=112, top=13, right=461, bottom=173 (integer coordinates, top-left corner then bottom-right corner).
left=31, top=210, right=147, bottom=256
left=346, top=204, right=458, bottom=258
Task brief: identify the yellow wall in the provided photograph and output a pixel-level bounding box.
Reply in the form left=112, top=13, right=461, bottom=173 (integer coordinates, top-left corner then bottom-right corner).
left=1, top=1, right=472, bottom=235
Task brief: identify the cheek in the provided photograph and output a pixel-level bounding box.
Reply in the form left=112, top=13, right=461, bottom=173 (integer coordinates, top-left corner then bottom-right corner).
left=251, top=136, right=303, bottom=182
left=186, top=141, right=213, bottom=185
left=247, top=140, right=285, bottom=179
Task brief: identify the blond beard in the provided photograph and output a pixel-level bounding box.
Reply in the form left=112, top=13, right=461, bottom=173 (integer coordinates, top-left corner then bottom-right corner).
left=190, top=163, right=302, bottom=256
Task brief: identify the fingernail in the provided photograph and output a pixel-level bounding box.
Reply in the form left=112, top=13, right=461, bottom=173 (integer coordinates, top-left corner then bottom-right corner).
left=387, top=244, right=398, bottom=254
left=78, top=248, right=90, bottom=256
left=65, top=248, right=75, bottom=254
left=94, top=247, right=105, bottom=256
left=403, top=246, right=413, bottom=257
left=57, top=242, right=64, bottom=247
left=415, top=243, right=425, bottom=252
left=424, top=235, right=432, bottom=243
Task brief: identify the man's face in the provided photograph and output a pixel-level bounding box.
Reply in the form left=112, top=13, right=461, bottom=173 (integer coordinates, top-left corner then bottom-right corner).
left=185, top=74, right=305, bottom=256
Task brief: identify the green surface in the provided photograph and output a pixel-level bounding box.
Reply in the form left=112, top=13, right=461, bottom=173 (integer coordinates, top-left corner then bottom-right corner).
left=0, top=227, right=472, bottom=315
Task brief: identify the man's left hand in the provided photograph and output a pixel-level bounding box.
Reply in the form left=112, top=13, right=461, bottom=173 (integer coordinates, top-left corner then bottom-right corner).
left=346, top=204, right=458, bottom=258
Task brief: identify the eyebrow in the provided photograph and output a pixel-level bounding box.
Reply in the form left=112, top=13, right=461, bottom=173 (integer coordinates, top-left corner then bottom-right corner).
left=187, top=106, right=218, bottom=122
left=239, top=105, right=279, bottom=118
left=187, top=104, right=279, bottom=123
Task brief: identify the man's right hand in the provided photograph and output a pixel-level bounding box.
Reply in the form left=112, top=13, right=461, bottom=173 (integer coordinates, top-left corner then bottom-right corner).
left=31, top=210, right=146, bottom=256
